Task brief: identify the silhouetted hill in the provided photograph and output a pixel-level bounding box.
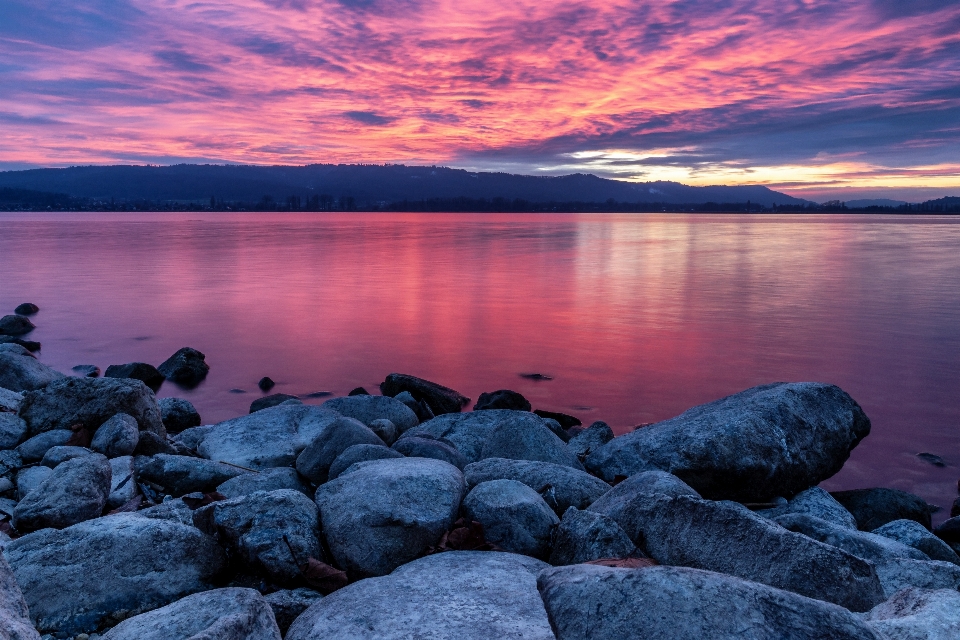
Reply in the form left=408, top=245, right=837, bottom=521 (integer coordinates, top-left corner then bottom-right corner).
left=0, top=164, right=809, bottom=207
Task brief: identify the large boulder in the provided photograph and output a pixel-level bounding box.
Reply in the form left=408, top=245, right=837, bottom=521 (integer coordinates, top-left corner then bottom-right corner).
left=135, top=454, right=248, bottom=496
left=322, top=396, right=418, bottom=433
left=327, top=444, right=402, bottom=480
left=157, top=347, right=209, bottom=387
left=194, top=490, right=322, bottom=586
left=831, top=488, right=934, bottom=531
left=295, top=416, right=384, bottom=484
left=585, top=383, right=871, bottom=501
left=0, top=316, right=34, bottom=336
left=0, top=413, right=28, bottom=449
left=217, top=466, right=311, bottom=499
left=12, top=453, right=111, bottom=532
left=481, top=412, right=583, bottom=469
left=3, top=512, right=226, bottom=634
left=758, top=486, right=858, bottom=529
left=101, top=587, right=281, bottom=640
left=18, top=377, right=165, bottom=438
left=15, top=466, right=52, bottom=501
left=609, top=493, right=884, bottom=611
left=537, top=564, right=883, bottom=640
left=104, top=363, right=164, bottom=391
left=863, top=587, right=960, bottom=639
left=157, top=397, right=201, bottom=433
left=586, top=470, right=700, bottom=532
left=775, top=514, right=927, bottom=564
left=380, top=373, right=469, bottom=415
left=392, top=435, right=468, bottom=469
left=286, top=552, right=553, bottom=640
left=91, top=413, right=140, bottom=458
left=871, top=519, right=960, bottom=565
left=549, top=507, right=638, bottom=566
left=399, top=410, right=513, bottom=463
left=464, top=458, right=610, bottom=516
left=0, top=348, right=63, bottom=393
left=193, top=404, right=340, bottom=470
left=873, top=558, right=960, bottom=598
left=314, top=457, right=465, bottom=577
left=0, top=553, right=39, bottom=640
left=462, top=479, right=559, bottom=559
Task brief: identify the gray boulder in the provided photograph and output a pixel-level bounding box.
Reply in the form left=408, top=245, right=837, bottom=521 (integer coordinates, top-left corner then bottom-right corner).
left=196, top=404, right=340, bottom=470
left=157, top=397, right=201, bottom=433
left=264, top=588, right=322, bottom=636
left=831, top=488, right=934, bottom=531
left=194, top=489, right=322, bottom=586
left=15, top=430, right=71, bottom=463
left=0, top=387, right=23, bottom=414
left=585, top=382, right=871, bottom=501
left=157, top=347, right=209, bottom=387
left=322, top=395, right=418, bottom=433
left=91, top=413, right=140, bottom=458
left=0, top=350, right=63, bottom=393
left=566, top=420, right=614, bottom=460
left=758, top=486, right=858, bottom=529
left=463, top=479, right=559, bottom=559
left=40, top=445, right=94, bottom=468
left=314, top=457, right=465, bottom=577
left=775, top=514, right=927, bottom=564
left=286, top=551, right=553, bottom=640
left=481, top=411, right=583, bottom=469
left=549, top=507, right=638, bottom=566
left=392, top=435, right=468, bottom=469
left=4, top=512, right=226, bottom=634
left=874, top=558, right=960, bottom=598
left=586, top=470, right=700, bottom=536
left=615, top=493, right=884, bottom=611
left=464, top=457, right=610, bottom=516
left=0, top=413, right=27, bottom=450
left=107, top=456, right=137, bottom=509
left=101, top=587, right=281, bottom=640
left=13, top=453, right=111, bottom=532
left=295, top=416, right=384, bottom=484
left=872, top=519, right=960, bottom=565
left=15, top=466, right=52, bottom=501
left=0, top=553, right=39, bottom=640
left=537, top=564, right=883, bottom=640
left=135, top=454, right=247, bottom=496
left=217, top=466, right=310, bottom=499
left=327, top=444, right=402, bottom=480
left=380, top=373, right=470, bottom=415
left=400, top=410, right=512, bottom=463
left=0, top=315, right=34, bottom=336
left=18, top=377, right=165, bottom=438
left=863, top=587, right=960, bottom=639
left=368, top=418, right=398, bottom=445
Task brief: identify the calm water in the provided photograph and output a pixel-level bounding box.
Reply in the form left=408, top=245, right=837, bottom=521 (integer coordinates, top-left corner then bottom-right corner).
left=2, top=212, right=959, bottom=518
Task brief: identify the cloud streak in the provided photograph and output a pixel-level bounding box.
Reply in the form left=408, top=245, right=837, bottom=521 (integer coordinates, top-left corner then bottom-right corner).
left=1, top=0, right=959, bottom=197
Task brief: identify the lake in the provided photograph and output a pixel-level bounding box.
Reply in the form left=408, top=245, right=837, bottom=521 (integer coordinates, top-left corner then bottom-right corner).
left=2, top=212, right=959, bottom=519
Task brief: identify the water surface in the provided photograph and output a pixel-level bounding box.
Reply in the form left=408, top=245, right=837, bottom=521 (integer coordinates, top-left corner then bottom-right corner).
left=2, top=212, right=959, bottom=517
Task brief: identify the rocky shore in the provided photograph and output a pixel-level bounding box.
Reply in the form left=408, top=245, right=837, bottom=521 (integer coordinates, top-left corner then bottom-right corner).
left=1, top=305, right=960, bottom=639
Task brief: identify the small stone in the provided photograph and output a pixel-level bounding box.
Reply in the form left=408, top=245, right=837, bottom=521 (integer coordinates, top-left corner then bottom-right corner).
left=473, top=390, right=531, bottom=412
left=14, top=303, right=39, bottom=316
left=566, top=420, right=614, bottom=460
left=380, top=373, right=469, bottom=415
left=216, top=467, right=311, bottom=499
left=156, top=398, right=201, bottom=433
left=916, top=452, right=947, bottom=467
left=368, top=418, right=398, bottom=445
left=296, top=416, right=384, bottom=484
left=549, top=507, right=639, bottom=566
left=16, top=430, right=72, bottom=463
left=157, top=347, right=209, bottom=387
left=533, top=409, right=581, bottom=430
left=258, top=377, right=275, bottom=392
left=41, top=445, right=95, bottom=468
left=462, top=479, right=559, bottom=559
left=347, top=387, right=368, bottom=396
left=104, top=363, right=164, bottom=391
left=91, top=414, right=140, bottom=458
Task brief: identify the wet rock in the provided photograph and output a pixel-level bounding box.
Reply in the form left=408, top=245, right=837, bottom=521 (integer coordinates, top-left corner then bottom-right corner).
left=135, top=454, right=247, bottom=496
left=464, top=457, right=610, bottom=516
left=392, top=435, right=468, bottom=469
left=549, top=506, right=638, bottom=566
left=16, top=466, right=53, bottom=501
left=40, top=445, right=94, bottom=468
left=874, top=557, right=960, bottom=598
left=106, top=456, right=137, bottom=509
left=286, top=552, right=552, bottom=640
left=323, top=395, right=418, bottom=434
left=18, top=377, right=165, bottom=438
left=758, top=486, right=858, bottom=529
left=157, top=347, right=209, bottom=387
left=258, top=376, right=275, bottom=392
left=615, top=493, right=884, bottom=611
left=71, top=364, right=100, bottom=378
left=5, top=512, right=226, bottom=634
left=264, top=588, right=322, bottom=636
left=197, top=403, right=339, bottom=470
left=348, top=387, right=368, bottom=396
left=538, top=564, right=883, bottom=640
left=775, top=514, right=926, bottom=564
left=0, top=350, right=64, bottom=392
left=13, top=303, right=38, bottom=316
left=12, top=453, right=111, bottom=532
left=533, top=409, right=581, bottom=431
left=104, top=363, right=164, bottom=391
left=0, top=412, right=28, bottom=449
left=217, top=466, right=310, bottom=499
left=15, top=430, right=72, bottom=463
left=0, top=386, right=24, bottom=414
left=327, top=444, right=402, bottom=480
left=156, top=397, right=201, bottom=433
left=367, top=418, right=397, bottom=445
left=873, top=519, right=960, bottom=565
left=250, top=393, right=300, bottom=413
left=133, top=431, right=178, bottom=456
left=831, top=488, right=934, bottom=531
left=474, top=390, right=531, bottom=412
left=380, top=373, right=469, bottom=415
left=586, top=470, right=700, bottom=535
left=586, top=382, right=871, bottom=501
left=0, top=552, right=39, bottom=640
left=295, top=416, right=384, bottom=484
left=0, top=315, right=35, bottom=336
left=863, top=587, right=960, bottom=639
left=393, top=390, right=435, bottom=424
left=314, top=457, right=465, bottom=577
left=100, top=587, right=281, bottom=640
left=0, top=338, right=40, bottom=353
left=91, top=413, right=140, bottom=458
left=482, top=411, right=583, bottom=469
left=194, top=489, right=322, bottom=585
left=567, top=420, right=614, bottom=460
left=463, top=479, right=559, bottom=559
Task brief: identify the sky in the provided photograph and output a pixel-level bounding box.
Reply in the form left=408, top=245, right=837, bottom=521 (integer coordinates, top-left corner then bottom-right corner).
left=1, top=0, right=959, bottom=201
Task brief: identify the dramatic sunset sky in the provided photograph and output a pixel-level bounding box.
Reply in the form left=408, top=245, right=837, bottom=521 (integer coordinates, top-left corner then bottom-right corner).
left=2, top=0, right=959, bottom=200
